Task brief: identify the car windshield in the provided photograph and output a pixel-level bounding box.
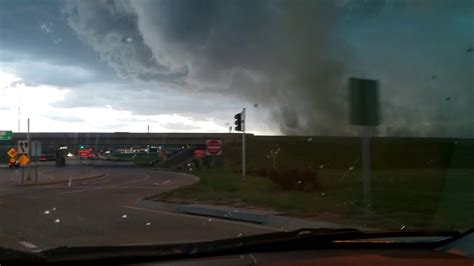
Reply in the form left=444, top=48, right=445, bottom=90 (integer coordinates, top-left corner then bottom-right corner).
left=0, top=0, right=473, bottom=253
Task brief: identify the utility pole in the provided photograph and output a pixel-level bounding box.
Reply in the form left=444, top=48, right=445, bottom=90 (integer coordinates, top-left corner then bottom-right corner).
left=27, top=118, right=31, bottom=181
left=242, top=108, right=246, bottom=178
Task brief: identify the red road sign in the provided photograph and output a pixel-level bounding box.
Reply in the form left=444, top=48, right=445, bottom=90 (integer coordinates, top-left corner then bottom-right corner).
left=206, top=139, right=222, bottom=156
left=194, top=149, right=206, bottom=159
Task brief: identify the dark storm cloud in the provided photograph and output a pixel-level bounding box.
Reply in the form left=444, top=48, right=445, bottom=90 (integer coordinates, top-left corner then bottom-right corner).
left=63, top=0, right=351, bottom=135
left=0, top=0, right=117, bottom=86
left=61, top=0, right=473, bottom=136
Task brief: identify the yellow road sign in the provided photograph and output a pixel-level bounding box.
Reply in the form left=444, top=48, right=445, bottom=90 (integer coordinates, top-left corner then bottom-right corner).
left=18, top=154, right=30, bottom=166
left=7, top=148, right=17, bottom=158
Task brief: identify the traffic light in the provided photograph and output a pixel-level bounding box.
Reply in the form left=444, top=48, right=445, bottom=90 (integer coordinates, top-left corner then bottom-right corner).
left=234, top=112, right=242, bottom=131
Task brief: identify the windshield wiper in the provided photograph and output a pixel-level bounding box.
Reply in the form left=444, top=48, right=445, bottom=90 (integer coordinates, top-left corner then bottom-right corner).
left=3, top=228, right=471, bottom=265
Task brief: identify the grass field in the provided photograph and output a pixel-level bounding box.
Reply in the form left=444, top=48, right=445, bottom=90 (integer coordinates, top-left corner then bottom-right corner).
left=154, top=135, right=474, bottom=230
left=156, top=167, right=474, bottom=230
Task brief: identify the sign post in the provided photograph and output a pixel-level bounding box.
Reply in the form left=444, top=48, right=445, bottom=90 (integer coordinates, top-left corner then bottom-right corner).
left=349, top=78, right=380, bottom=214
left=31, top=141, right=41, bottom=183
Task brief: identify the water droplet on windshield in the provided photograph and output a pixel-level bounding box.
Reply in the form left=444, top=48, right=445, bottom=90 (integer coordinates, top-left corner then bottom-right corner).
left=146, top=222, right=151, bottom=226
left=297, top=180, right=302, bottom=184
left=400, top=225, right=406, bottom=230
left=307, top=137, right=312, bottom=142
left=44, top=210, right=50, bottom=215
left=280, top=226, right=284, bottom=230
left=122, top=214, right=128, bottom=219
left=54, top=218, right=61, bottom=223
left=320, top=164, right=324, bottom=169
left=188, top=167, right=193, bottom=171
left=349, top=166, right=354, bottom=171
left=52, top=207, right=56, bottom=211
left=208, top=218, right=213, bottom=222
left=321, top=192, right=325, bottom=196
left=238, top=233, right=243, bottom=237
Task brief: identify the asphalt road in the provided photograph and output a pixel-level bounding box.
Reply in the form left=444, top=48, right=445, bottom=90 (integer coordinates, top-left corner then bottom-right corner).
left=0, top=166, right=274, bottom=252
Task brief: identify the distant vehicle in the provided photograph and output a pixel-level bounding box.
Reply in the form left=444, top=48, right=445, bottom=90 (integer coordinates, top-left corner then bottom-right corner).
left=39, top=154, right=56, bottom=161
left=78, top=148, right=97, bottom=159
left=8, top=160, right=19, bottom=168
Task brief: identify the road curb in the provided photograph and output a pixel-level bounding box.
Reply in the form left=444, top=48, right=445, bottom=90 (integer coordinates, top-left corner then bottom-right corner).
left=15, top=173, right=106, bottom=187
left=137, top=200, right=370, bottom=230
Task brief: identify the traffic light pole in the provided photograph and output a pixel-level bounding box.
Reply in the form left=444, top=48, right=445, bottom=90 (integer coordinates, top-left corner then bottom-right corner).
left=242, top=108, right=246, bottom=179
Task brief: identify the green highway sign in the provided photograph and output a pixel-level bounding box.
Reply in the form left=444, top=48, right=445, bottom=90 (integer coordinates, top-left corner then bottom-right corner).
left=0, top=131, right=13, bottom=141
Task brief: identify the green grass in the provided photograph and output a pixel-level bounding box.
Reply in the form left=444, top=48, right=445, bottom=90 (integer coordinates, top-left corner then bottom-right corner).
left=156, top=167, right=474, bottom=230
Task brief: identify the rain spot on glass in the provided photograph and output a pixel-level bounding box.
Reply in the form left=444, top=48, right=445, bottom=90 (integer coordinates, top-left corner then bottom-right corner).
left=52, top=207, right=56, bottom=211
left=188, top=167, right=193, bottom=171
left=123, top=37, right=133, bottom=43
left=297, top=180, right=302, bottom=184
left=266, top=154, right=270, bottom=159
left=208, top=218, right=213, bottom=222
left=238, top=233, right=243, bottom=237
left=44, top=210, right=50, bottom=215
left=234, top=210, right=239, bottom=213
left=280, top=226, right=284, bottom=230
left=307, top=137, right=312, bottom=142
left=54, top=218, right=61, bottom=223
left=122, top=214, right=128, bottom=219
left=321, top=192, right=325, bottom=196
left=400, top=225, right=406, bottom=231
left=146, top=222, right=151, bottom=226
left=320, top=164, right=324, bottom=169
left=349, top=166, right=354, bottom=171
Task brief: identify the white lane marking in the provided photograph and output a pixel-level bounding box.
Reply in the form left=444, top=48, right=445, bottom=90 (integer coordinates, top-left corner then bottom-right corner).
left=162, top=180, right=171, bottom=185
left=18, top=241, right=39, bottom=249
left=122, top=205, right=280, bottom=232
left=112, top=171, right=151, bottom=187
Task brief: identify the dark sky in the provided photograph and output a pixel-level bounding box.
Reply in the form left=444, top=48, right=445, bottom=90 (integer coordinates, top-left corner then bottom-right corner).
left=0, top=0, right=472, bottom=136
